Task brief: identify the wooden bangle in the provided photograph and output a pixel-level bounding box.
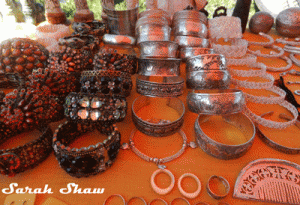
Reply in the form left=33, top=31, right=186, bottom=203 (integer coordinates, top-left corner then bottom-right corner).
left=150, top=168, right=175, bottom=195
left=177, top=173, right=202, bottom=199
left=206, top=175, right=230, bottom=200
left=170, top=197, right=191, bottom=205
left=103, top=194, right=126, bottom=205
left=149, top=198, right=168, bottom=205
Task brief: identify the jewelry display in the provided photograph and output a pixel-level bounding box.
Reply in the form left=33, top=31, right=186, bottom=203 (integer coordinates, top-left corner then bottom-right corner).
left=137, top=25, right=171, bottom=44
left=0, top=123, right=53, bottom=177
left=149, top=198, right=168, bottom=205
left=151, top=168, right=175, bottom=195
left=53, top=121, right=121, bottom=178
left=249, top=11, right=274, bottom=34
left=264, top=56, right=293, bottom=72
left=35, top=24, right=71, bottom=41
left=248, top=45, right=284, bottom=58
left=73, top=0, right=94, bottom=22
left=64, top=92, right=127, bottom=123
left=175, top=36, right=210, bottom=48
left=276, top=7, right=300, bottom=38
left=227, top=54, right=257, bottom=66
left=173, top=10, right=208, bottom=26
left=127, top=197, right=147, bottom=205
left=173, top=20, right=208, bottom=38
left=103, top=34, right=136, bottom=45
left=231, top=73, right=274, bottom=90
left=139, top=41, right=178, bottom=58
left=290, top=54, right=300, bottom=67
left=178, top=173, right=201, bottom=199
left=234, top=158, right=300, bottom=204
left=180, top=47, right=215, bottom=61
left=80, top=70, right=132, bottom=97
left=211, top=39, right=248, bottom=58
left=187, top=89, right=245, bottom=115
left=276, top=38, right=300, bottom=46
left=131, top=96, right=185, bottom=137
left=136, top=76, right=184, bottom=98
left=186, top=54, right=227, bottom=72
left=228, top=62, right=266, bottom=77
left=246, top=32, right=274, bottom=47
left=138, top=58, right=181, bottom=76
left=195, top=113, right=256, bottom=160
left=169, top=198, right=191, bottom=205
left=244, top=86, right=286, bottom=104
left=208, top=16, right=242, bottom=39
left=72, top=21, right=107, bottom=37
left=206, top=175, right=230, bottom=199
left=103, top=194, right=126, bottom=205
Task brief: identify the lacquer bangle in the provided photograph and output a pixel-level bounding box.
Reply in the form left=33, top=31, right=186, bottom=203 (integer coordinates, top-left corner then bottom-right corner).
left=138, top=58, right=181, bottom=76
left=53, top=122, right=121, bottom=178
left=227, top=54, right=257, bottom=66
left=136, top=76, right=184, bottom=98
left=132, top=96, right=185, bottom=137
left=186, top=70, right=231, bottom=90
left=211, top=39, right=248, bottom=58
left=290, top=53, right=300, bottom=67
left=180, top=47, right=215, bottom=61
left=127, top=197, right=147, bottom=205
left=228, top=62, right=266, bottom=77
left=187, top=89, right=245, bottom=115
left=248, top=45, right=284, bottom=58
left=265, top=56, right=293, bottom=72
left=170, top=198, right=191, bottom=205
left=247, top=32, right=274, bottom=47
left=208, top=16, right=242, bottom=39
left=103, top=194, right=126, bottom=205
left=276, top=38, right=300, bottom=46
left=186, top=54, right=227, bottom=72
left=195, top=113, right=255, bottom=160
left=149, top=198, right=168, bottom=205
left=244, top=86, right=286, bottom=104
left=178, top=173, right=201, bottom=199
left=175, top=36, right=210, bottom=48
left=231, top=73, right=274, bottom=89
left=103, top=34, right=136, bottom=45
left=207, top=175, right=230, bottom=199
left=151, top=168, right=175, bottom=195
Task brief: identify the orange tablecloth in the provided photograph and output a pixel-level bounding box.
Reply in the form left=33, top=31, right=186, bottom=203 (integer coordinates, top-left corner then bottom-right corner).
left=1, top=29, right=300, bottom=205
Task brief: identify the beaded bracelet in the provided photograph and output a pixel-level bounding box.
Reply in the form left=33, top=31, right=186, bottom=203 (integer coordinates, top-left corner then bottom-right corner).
left=211, top=39, right=248, bottom=58
left=265, top=56, right=293, bottom=72
left=248, top=45, right=284, bottom=58
left=53, top=122, right=121, bottom=178
left=231, top=73, right=274, bottom=89
left=276, top=38, right=300, bottom=46
left=208, top=16, right=242, bottom=39
left=228, top=62, right=266, bottom=77
left=283, top=45, right=300, bottom=54
left=247, top=32, right=274, bottom=47
left=64, top=92, right=127, bottom=123
left=244, top=86, right=286, bottom=104
left=227, top=54, right=257, bottom=66
left=0, top=123, right=53, bottom=177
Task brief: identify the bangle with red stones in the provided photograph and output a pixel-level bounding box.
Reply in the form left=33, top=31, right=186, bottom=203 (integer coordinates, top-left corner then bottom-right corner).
left=0, top=122, right=53, bottom=177
left=53, top=121, right=121, bottom=178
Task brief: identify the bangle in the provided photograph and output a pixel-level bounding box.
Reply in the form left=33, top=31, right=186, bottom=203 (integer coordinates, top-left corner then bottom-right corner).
left=231, top=73, right=274, bottom=90
left=207, top=175, right=230, bottom=199
left=265, top=56, right=293, bottom=72
left=178, top=173, right=202, bottom=199
left=283, top=45, right=300, bottom=54
left=80, top=70, right=132, bottom=97
left=245, top=86, right=286, bottom=104
left=149, top=198, right=168, bottom=205
left=195, top=113, right=256, bottom=160
left=208, top=16, right=242, bottom=39
left=58, top=35, right=100, bottom=53
left=186, top=54, right=227, bottom=72
left=136, top=76, right=184, bottom=98
left=180, top=47, right=215, bottom=61
left=127, top=197, right=147, bottom=205
left=151, top=168, right=175, bottom=195
left=103, top=34, right=136, bottom=45
left=139, top=41, right=178, bottom=58
left=103, top=195, right=126, bottom=205
left=173, top=10, right=208, bottom=26
left=227, top=54, right=257, bottom=66
left=248, top=45, right=284, bottom=58
left=290, top=53, right=300, bottom=67
left=175, top=36, right=210, bottom=48
left=139, top=9, right=172, bottom=25
left=137, top=24, right=171, bottom=44
left=244, top=100, right=298, bottom=129
left=132, top=96, right=185, bottom=137
left=247, top=32, right=274, bottom=47
left=276, top=38, right=300, bottom=46
left=53, top=122, right=121, bottom=178
left=64, top=92, right=127, bottom=123
left=174, top=20, right=208, bottom=38
left=138, top=58, right=181, bottom=76
left=170, top=198, right=191, bottom=205
left=0, top=123, right=53, bottom=177
left=187, top=89, right=245, bottom=115
left=211, top=39, right=248, bottom=58
left=228, top=62, right=266, bottom=77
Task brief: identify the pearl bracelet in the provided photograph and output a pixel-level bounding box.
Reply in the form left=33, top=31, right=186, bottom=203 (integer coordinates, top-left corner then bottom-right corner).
left=231, top=73, right=275, bottom=90
left=228, top=62, right=266, bottom=77
left=247, top=32, right=274, bottom=47
left=265, top=56, right=293, bottom=72
left=290, top=53, right=300, bottom=67
left=248, top=45, right=284, bottom=58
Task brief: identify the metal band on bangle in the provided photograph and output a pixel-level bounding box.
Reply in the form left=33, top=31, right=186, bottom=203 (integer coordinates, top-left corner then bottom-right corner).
left=127, top=197, right=147, bottom=205
left=178, top=173, right=202, bottom=199
left=132, top=96, right=185, bottom=137
left=149, top=198, right=168, bottom=205
left=136, top=76, right=184, bottom=98
left=53, top=122, right=121, bottom=178
left=207, top=175, right=230, bottom=199
left=103, top=34, right=136, bottom=45
left=139, top=41, right=178, bottom=58
left=174, top=21, right=208, bottom=38
left=170, top=198, right=191, bottom=205
left=103, top=194, right=126, bottom=205
left=195, top=113, right=256, bottom=160
left=138, top=58, right=181, bottom=76
left=186, top=70, right=231, bottom=90
left=187, top=89, right=245, bottom=115
left=180, top=47, right=215, bottom=61
left=175, top=36, right=210, bottom=48
left=186, top=54, right=227, bottom=72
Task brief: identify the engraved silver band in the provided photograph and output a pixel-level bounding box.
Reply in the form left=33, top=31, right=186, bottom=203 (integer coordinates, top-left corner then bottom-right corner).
left=138, top=58, right=181, bottom=76
left=103, top=34, right=136, bottom=45
left=207, top=175, right=230, bottom=199
left=139, top=41, right=178, bottom=58
left=180, top=47, right=215, bottom=61
left=173, top=20, right=208, bottom=38
left=186, top=54, right=227, bottom=72
left=175, top=36, right=210, bottom=48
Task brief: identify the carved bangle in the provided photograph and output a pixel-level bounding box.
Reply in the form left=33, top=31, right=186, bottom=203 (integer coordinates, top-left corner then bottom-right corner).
left=132, top=96, right=185, bottom=137
left=139, top=41, right=178, bottom=58
left=228, top=62, right=266, bottom=77
left=178, top=173, right=202, bottom=199
left=244, top=100, right=298, bottom=129
left=245, top=86, right=286, bottom=104
left=127, top=197, right=147, bottom=205
left=53, top=122, right=121, bottom=178
left=186, top=70, right=231, bottom=90
left=136, top=76, right=184, bottom=98
left=175, top=36, right=210, bottom=48
left=227, top=54, right=257, bottom=66
left=247, top=32, right=274, bottom=47
left=151, top=168, right=175, bottom=195
left=173, top=20, right=208, bottom=38
left=149, top=198, right=168, bottom=205
left=187, top=89, right=245, bottom=115
left=276, top=38, right=300, bottom=46
left=290, top=53, right=300, bottom=67
left=180, top=47, right=215, bottom=61
left=186, top=54, right=227, bottom=72
left=211, top=39, right=248, bottom=58
left=80, top=70, right=132, bottom=97
left=103, top=34, right=136, bottom=45
left=195, top=113, right=256, bottom=160
left=170, top=198, right=191, bottom=205
left=231, top=73, right=274, bottom=89
left=208, top=16, right=242, bottom=39
left=0, top=123, right=53, bottom=177
left=265, top=56, right=293, bottom=72
left=248, top=45, right=284, bottom=58
left=207, top=175, right=230, bottom=199
left=64, top=92, right=127, bottom=123
left=103, top=194, right=126, bottom=205
left=138, top=58, right=181, bottom=76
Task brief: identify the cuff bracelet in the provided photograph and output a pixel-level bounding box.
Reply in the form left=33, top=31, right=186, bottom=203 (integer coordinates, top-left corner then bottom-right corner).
left=64, top=92, right=127, bottom=123
left=173, top=20, right=208, bottom=38
left=139, top=41, right=178, bottom=58
left=136, top=75, right=184, bottom=98
left=195, top=113, right=256, bottom=160
left=187, top=89, right=245, bottom=115
left=136, top=24, right=171, bottom=44
left=103, top=34, right=136, bottom=45
left=132, top=96, right=185, bottom=137
left=173, top=10, right=208, bottom=26
left=175, top=36, right=210, bottom=48
left=186, top=70, right=231, bottom=90
left=186, top=54, right=227, bottom=72
left=138, top=58, right=181, bottom=76
left=207, top=175, right=230, bottom=199
left=53, top=122, right=121, bottom=178
left=180, top=47, right=215, bottom=61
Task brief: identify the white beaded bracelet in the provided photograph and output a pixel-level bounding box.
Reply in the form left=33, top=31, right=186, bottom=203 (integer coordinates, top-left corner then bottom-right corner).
left=208, top=16, right=242, bottom=40
left=265, top=56, right=293, bottom=72
left=290, top=53, right=300, bottom=67
left=212, top=39, right=248, bottom=58
left=227, top=54, right=257, bottom=66
left=178, top=173, right=201, bottom=199
left=276, top=38, right=300, bottom=46
left=244, top=100, right=298, bottom=129
left=248, top=45, right=285, bottom=58
left=244, top=86, right=286, bottom=104
left=228, top=62, right=266, bottom=77
left=247, top=32, right=275, bottom=47
left=231, top=73, right=274, bottom=89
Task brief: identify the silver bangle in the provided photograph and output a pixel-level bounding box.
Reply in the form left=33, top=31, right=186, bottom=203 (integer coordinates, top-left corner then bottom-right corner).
left=175, top=36, right=210, bottom=48
left=207, top=175, right=230, bottom=200
left=186, top=70, right=231, bottom=90
left=187, top=89, right=245, bottom=115
left=136, top=24, right=171, bottom=44
left=265, top=56, right=293, bottom=72
left=169, top=198, right=191, bottom=205
left=195, top=113, right=256, bottom=160
left=186, top=54, right=227, bottom=72
left=283, top=45, right=300, bottom=54
left=247, top=32, right=274, bottom=47
left=173, top=20, right=208, bottom=38
left=248, top=45, right=284, bottom=58
left=103, top=194, right=126, bottom=205
left=290, top=53, right=300, bottom=67
left=276, top=38, right=300, bottom=46
left=173, top=10, right=208, bottom=26
left=180, top=47, right=215, bottom=61
left=139, top=41, right=178, bottom=58
left=126, top=197, right=147, bottom=205
left=136, top=75, right=184, bottom=98
left=103, top=34, right=136, bottom=45
left=211, top=39, right=248, bottom=58
left=138, top=58, right=181, bottom=76
left=132, top=96, right=185, bottom=137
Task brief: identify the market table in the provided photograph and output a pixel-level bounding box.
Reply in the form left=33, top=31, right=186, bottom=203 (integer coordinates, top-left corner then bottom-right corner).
left=0, top=29, right=300, bottom=205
